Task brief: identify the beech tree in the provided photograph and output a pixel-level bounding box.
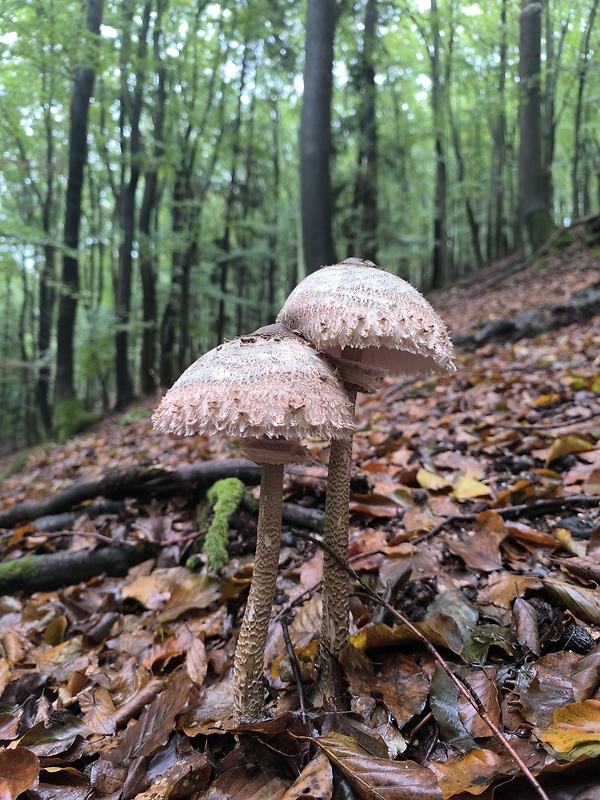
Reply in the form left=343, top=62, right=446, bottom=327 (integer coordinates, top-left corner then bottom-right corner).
left=300, top=0, right=337, bottom=275
left=55, top=0, right=104, bottom=404
left=518, top=0, right=555, bottom=251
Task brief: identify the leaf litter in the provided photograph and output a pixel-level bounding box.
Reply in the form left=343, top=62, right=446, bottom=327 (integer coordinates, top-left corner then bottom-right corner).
left=0, top=249, right=599, bottom=799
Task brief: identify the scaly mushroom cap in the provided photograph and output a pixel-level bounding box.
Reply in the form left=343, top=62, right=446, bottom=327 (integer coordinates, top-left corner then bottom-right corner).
left=152, top=324, right=355, bottom=445
left=277, top=258, right=456, bottom=376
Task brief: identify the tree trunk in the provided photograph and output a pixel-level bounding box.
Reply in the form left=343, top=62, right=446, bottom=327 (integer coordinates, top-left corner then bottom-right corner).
left=55, top=0, right=104, bottom=403
left=572, top=0, right=599, bottom=219
left=139, top=4, right=167, bottom=396
left=300, top=0, right=336, bottom=275
left=115, top=1, right=151, bottom=411
left=518, top=0, right=555, bottom=252
left=430, top=0, right=450, bottom=288
left=487, top=0, right=508, bottom=261
left=347, top=0, right=378, bottom=263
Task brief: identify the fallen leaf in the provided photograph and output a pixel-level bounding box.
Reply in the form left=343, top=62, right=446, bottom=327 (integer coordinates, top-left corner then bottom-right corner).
left=315, top=732, right=443, bottom=799
left=534, top=700, right=600, bottom=761
left=0, top=748, right=39, bottom=799
left=451, top=475, right=491, bottom=501
left=545, top=435, right=594, bottom=465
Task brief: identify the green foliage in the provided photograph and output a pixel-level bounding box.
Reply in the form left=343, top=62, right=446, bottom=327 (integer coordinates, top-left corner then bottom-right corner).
left=200, top=478, right=247, bottom=571
left=55, top=398, right=101, bottom=444
left=119, top=407, right=152, bottom=426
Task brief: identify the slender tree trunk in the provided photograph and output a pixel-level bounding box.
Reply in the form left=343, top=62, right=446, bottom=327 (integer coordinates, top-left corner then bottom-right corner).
left=115, top=2, right=151, bottom=410
left=300, top=0, right=336, bottom=275
left=55, top=0, right=103, bottom=403
left=487, top=0, right=508, bottom=261
left=430, top=0, right=449, bottom=288
left=518, top=0, right=555, bottom=252
left=139, top=3, right=167, bottom=396
left=347, top=0, right=378, bottom=262
left=215, top=44, right=248, bottom=346
left=572, top=0, right=599, bottom=218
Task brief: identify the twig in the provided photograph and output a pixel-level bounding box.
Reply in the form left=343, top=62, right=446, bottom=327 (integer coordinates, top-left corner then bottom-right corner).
left=410, top=494, right=599, bottom=545
left=292, top=530, right=551, bottom=800
left=280, top=613, right=307, bottom=724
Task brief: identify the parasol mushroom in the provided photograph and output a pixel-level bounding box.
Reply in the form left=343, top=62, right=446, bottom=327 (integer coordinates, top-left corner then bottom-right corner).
left=277, top=258, right=456, bottom=695
left=152, top=323, right=355, bottom=723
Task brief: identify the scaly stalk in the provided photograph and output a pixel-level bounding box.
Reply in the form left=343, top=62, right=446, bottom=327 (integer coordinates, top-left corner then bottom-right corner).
left=233, top=462, right=284, bottom=724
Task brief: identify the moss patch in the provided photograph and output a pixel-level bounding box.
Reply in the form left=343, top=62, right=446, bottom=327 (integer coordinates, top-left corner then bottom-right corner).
left=55, top=398, right=102, bottom=443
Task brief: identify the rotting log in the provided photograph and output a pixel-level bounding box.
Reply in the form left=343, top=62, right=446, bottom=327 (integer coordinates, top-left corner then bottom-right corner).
left=0, top=460, right=262, bottom=529
left=0, top=543, right=154, bottom=594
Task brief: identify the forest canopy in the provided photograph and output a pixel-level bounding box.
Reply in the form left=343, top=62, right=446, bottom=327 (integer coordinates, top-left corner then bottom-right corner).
left=0, top=0, right=598, bottom=450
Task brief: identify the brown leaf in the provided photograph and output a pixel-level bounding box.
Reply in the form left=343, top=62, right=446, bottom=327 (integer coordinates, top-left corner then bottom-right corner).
left=456, top=666, right=502, bottom=739
left=315, top=732, right=443, bottom=800
left=429, top=748, right=513, bottom=798
left=542, top=578, right=600, bottom=625
left=377, top=653, right=430, bottom=729
left=545, top=435, right=594, bottom=465
left=513, top=598, right=541, bottom=656
left=104, top=671, right=190, bottom=763
left=349, top=493, right=401, bottom=518
left=0, top=748, right=39, bottom=799
left=198, top=765, right=289, bottom=800
left=282, top=752, right=332, bottom=800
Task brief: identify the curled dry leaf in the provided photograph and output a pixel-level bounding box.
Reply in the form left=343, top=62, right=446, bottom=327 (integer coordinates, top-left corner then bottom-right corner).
left=0, top=748, right=39, bottom=799
left=542, top=578, right=600, bottom=626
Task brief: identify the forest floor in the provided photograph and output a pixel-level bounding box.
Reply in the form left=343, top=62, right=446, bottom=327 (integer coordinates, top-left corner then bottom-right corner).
left=0, top=236, right=599, bottom=800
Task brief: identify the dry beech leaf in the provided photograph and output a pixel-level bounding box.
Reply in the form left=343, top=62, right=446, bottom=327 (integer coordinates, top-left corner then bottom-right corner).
left=315, top=732, right=443, bottom=800
left=534, top=700, right=600, bottom=761
left=429, top=748, right=514, bottom=798
left=447, top=530, right=503, bottom=573
left=456, top=666, right=502, bottom=739
left=542, top=578, right=600, bottom=625
left=513, top=597, right=541, bottom=656
left=545, top=435, right=594, bottom=465
left=451, top=475, right=491, bottom=501
left=198, top=764, right=289, bottom=800
left=416, top=468, right=452, bottom=492
left=282, top=752, right=332, bottom=800
left=0, top=748, right=39, bottom=799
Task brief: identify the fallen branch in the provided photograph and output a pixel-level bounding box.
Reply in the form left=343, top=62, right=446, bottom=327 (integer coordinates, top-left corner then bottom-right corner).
left=0, top=542, right=154, bottom=594
left=0, top=460, right=262, bottom=529
left=411, top=494, right=600, bottom=545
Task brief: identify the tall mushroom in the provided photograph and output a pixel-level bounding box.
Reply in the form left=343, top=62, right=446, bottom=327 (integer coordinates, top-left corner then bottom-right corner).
left=152, top=323, right=355, bottom=723
left=277, top=258, right=456, bottom=694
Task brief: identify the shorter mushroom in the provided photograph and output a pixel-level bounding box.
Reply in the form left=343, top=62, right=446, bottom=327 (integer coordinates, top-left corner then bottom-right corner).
left=152, top=323, right=355, bottom=723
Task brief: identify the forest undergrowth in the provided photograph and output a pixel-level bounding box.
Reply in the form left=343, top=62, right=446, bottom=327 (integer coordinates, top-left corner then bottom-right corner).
left=0, top=241, right=599, bottom=800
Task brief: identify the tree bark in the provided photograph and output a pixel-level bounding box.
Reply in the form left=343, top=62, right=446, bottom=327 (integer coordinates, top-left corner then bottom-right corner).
left=430, top=0, right=450, bottom=288
left=115, top=1, right=151, bottom=411
left=139, top=2, right=167, bottom=396
left=55, top=0, right=104, bottom=403
left=346, top=0, right=378, bottom=263
left=300, top=0, right=337, bottom=275
left=518, top=0, right=555, bottom=252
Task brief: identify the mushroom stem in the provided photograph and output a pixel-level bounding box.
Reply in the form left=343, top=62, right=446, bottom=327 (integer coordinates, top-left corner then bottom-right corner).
left=318, top=387, right=357, bottom=694
left=233, top=462, right=284, bottom=723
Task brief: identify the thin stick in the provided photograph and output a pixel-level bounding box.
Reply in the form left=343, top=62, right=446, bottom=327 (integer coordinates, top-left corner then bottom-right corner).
left=293, top=530, right=550, bottom=800
left=281, top=613, right=307, bottom=724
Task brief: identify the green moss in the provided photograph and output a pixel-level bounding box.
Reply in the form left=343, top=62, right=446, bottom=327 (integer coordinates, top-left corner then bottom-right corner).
left=189, top=477, right=246, bottom=571
left=119, top=407, right=152, bottom=426
left=0, top=555, right=39, bottom=588
left=551, top=229, right=574, bottom=250
left=55, top=398, right=102, bottom=443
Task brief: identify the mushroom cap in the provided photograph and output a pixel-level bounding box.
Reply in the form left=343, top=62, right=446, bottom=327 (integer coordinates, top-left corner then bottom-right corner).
left=152, top=325, right=355, bottom=445
left=277, top=258, right=456, bottom=376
